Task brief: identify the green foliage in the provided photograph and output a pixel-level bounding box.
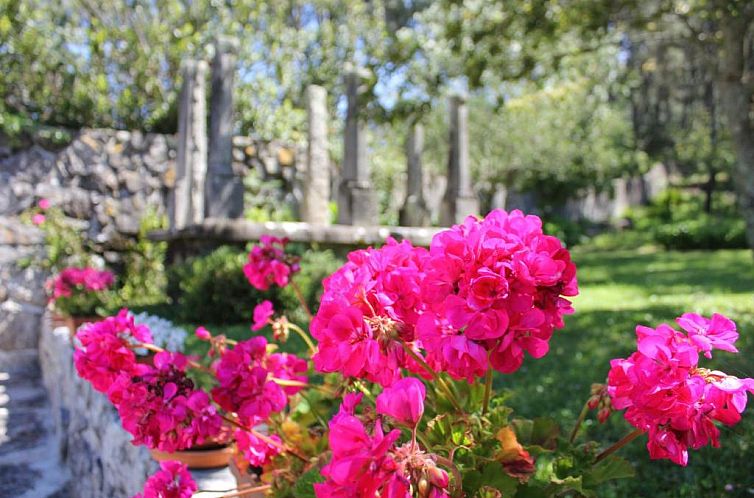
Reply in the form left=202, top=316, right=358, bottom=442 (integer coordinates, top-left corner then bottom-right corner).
left=292, top=468, right=325, bottom=498
left=625, top=189, right=747, bottom=250
left=168, top=245, right=285, bottom=324
left=419, top=71, right=647, bottom=214
left=542, top=218, right=592, bottom=248
left=106, top=210, right=169, bottom=311
left=168, top=244, right=343, bottom=325
left=243, top=169, right=296, bottom=222
left=20, top=205, right=92, bottom=271
left=52, top=286, right=110, bottom=317
left=504, top=246, right=754, bottom=497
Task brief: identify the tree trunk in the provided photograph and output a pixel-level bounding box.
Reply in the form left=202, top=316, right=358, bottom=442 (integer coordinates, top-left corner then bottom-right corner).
left=718, top=14, right=754, bottom=251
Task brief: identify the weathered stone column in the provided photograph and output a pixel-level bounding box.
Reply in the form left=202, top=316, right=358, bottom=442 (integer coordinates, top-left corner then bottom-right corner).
left=170, top=59, right=208, bottom=230
left=206, top=36, right=243, bottom=219
left=399, top=122, right=429, bottom=226
left=301, top=85, right=331, bottom=224
left=337, top=67, right=377, bottom=225
left=441, top=94, right=479, bottom=225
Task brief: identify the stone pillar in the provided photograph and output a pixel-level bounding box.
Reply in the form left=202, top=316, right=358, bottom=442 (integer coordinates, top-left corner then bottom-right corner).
left=441, top=95, right=479, bottom=225
left=337, top=67, right=377, bottom=225
left=171, top=59, right=208, bottom=230
left=399, top=122, right=429, bottom=226
left=301, top=85, right=331, bottom=224
left=206, top=36, right=243, bottom=219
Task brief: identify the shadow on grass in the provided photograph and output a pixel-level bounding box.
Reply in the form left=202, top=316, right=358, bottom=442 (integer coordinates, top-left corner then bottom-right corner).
left=499, top=301, right=754, bottom=498
left=573, top=249, right=754, bottom=295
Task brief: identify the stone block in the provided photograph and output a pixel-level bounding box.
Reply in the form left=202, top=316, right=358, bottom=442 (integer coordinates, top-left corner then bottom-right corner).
left=0, top=300, right=43, bottom=350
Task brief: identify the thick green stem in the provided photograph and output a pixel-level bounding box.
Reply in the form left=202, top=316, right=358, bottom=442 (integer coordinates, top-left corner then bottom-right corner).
left=594, top=428, right=644, bottom=463
left=569, top=401, right=591, bottom=443
left=482, top=367, right=493, bottom=414
left=400, top=342, right=464, bottom=414
left=286, top=321, right=317, bottom=354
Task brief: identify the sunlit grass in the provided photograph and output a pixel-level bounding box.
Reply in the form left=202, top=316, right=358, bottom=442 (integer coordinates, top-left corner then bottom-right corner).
left=503, top=248, right=754, bottom=497
left=183, top=247, right=754, bottom=497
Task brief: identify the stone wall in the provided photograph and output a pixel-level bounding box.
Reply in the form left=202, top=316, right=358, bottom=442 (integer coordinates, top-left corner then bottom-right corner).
left=0, top=217, right=47, bottom=353
left=0, top=128, right=300, bottom=245
left=39, top=319, right=156, bottom=498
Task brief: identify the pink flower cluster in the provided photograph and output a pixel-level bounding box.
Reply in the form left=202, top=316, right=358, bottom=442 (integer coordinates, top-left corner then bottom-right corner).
left=32, top=198, right=50, bottom=225
left=74, top=309, right=152, bottom=393
left=252, top=300, right=275, bottom=331
left=110, top=352, right=223, bottom=452
left=608, top=313, right=754, bottom=466
left=75, top=311, right=223, bottom=452
left=315, top=391, right=449, bottom=498
left=211, top=336, right=307, bottom=427
left=235, top=429, right=282, bottom=467
left=418, top=209, right=578, bottom=381
left=311, top=238, right=429, bottom=386
left=311, top=211, right=578, bottom=386
left=243, top=236, right=300, bottom=290
left=50, top=266, right=114, bottom=301
left=133, top=460, right=197, bottom=498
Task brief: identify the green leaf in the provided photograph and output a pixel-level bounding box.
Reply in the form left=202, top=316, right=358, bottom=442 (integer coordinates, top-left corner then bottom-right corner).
left=513, top=417, right=560, bottom=451
left=292, top=467, right=325, bottom=498
left=583, top=455, right=635, bottom=487
left=479, top=463, right=519, bottom=496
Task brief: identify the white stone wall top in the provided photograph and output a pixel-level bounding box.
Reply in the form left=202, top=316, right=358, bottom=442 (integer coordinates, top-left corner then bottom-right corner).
left=150, top=218, right=445, bottom=247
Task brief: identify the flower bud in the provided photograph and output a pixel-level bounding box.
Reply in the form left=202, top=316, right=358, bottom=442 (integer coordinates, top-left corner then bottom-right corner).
left=427, top=466, right=449, bottom=488
left=417, top=477, right=429, bottom=497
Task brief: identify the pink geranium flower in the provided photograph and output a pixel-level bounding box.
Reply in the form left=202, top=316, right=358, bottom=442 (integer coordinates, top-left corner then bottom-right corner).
left=311, top=238, right=430, bottom=387
left=235, top=429, right=282, bottom=467
left=243, top=236, right=300, bottom=290
left=252, top=300, right=275, bottom=331
left=314, top=393, right=407, bottom=497
left=211, top=337, right=305, bottom=426
left=73, top=309, right=152, bottom=393
left=419, top=209, right=578, bottom=381
left=111, top=351, right=223, bottom=452
left=376, top=377, right=426, bottom=427
left=194, top=326, right=211, bottom=341
left=133, top=460, right=197, bottom=498
left=607, top=313, right=754, bottom=466
left=316, top=393, right=451, bottom=498
left=32, top=213, right=45, bottom=225
left=49, top=267, right=114, bottom=302
left=676, top=312, right=738, bottom=358
left=38, top=198, right=51, bottom=210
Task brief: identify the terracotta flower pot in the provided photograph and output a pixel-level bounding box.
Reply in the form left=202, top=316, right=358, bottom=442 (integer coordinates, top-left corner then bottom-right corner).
left=149, top=442, right=235, bottom=469
left=66, top=315, right=102, bottom=341
left=50, top=312, right=69, bottom=329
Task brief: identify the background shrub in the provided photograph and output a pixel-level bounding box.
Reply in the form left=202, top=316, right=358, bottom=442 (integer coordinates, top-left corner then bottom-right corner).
left=622, top=188, right=746, bottom=251
left=167, top=244, right=343, bottom=325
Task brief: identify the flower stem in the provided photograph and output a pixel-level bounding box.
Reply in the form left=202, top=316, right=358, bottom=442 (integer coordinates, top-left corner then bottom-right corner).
left=399, top=342, right=465, bottom=414
left=216, top=484, right=272, bottom=498
left=482, top=367, right=493, bottom=415
left=270, top=377, right=335, bottom=396
left=569, top=400, right=591, bottom=444
left=219, top=414, right=308, bottom=462
left=434, top=454, right=463, bottom=498
left=291, top=280, right=313, bottom=320
left=134, top=342, right=211, bottom=373
left=286, top=321, right=317, bottom=355
left=594, top=428, right=644, bottom=463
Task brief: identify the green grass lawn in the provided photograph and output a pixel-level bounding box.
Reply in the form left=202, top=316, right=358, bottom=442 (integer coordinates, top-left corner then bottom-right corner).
left=184, top=247, right=754, bottom=497
left=503, top=248, right=754, bottom=497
